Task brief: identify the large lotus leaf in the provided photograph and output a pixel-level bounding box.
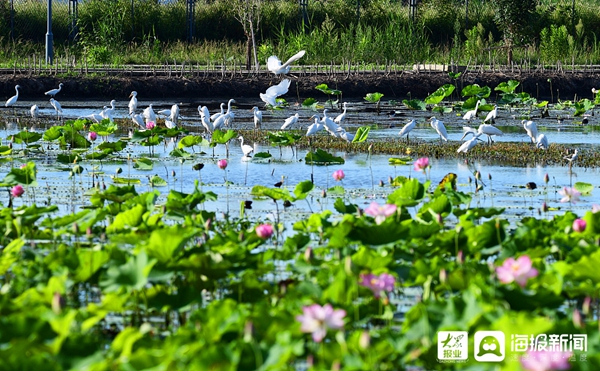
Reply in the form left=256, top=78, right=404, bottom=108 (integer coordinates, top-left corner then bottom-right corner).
left=74, top=249, right=111, bottom=282
left=387, top=178, right=425, bottom=207
left=461, top=84, right=491, bottom=98
left=305, top=149, right=344, bottom=165
left=251, top=185, right=293, bottom=201
left=89, top=121, right=118, bottom=136
left=402, top=99, right=426, bottom=110
left=348, top=218, right=410, bottom=245
left=495, top=79, right=520, bottom=93
left=100, top=251, right=155, bottom=292
left=424, top=84, right=455, bottom=104
left=178, top=134, right=205, bottom=149
left=144, top=225, right=200, bottom=264
left=352, top=126, right=370, bottom=143
left=293, top=180, right=314, bottom=200
left=1, top=161, right=37, bottom=186
left=210, top=129, right=236, bottom=145
left=10, top=130, right=42, bottom=144
left=364, top=92, right=384, bottom=103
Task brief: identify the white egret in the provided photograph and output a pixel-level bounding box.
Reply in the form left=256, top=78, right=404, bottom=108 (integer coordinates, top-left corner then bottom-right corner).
left=130, top=112, right=145, bottom=129
left=483, top=105, right=498, bottom=123
left=462, top=100, right=481, bottom=121
left=143, top=104, right=157, bottom=124
left=49, top=98, right=63, bottom=119
left=165, top=119, right=177, bottom=129
left=198, top=105, right=213, bottom=133
left=224, top=99, right=236, bottom=126
left=102, top=100, right=117, bottom=122
left=211, top=103, right=225, bottom=121
left=536, top=133, right=549, bottom=150
left=398, top=119, right=417, bottom=141
left=338, top=129, right=355, bottom=142
left=522, top=120, right=538, bottom=144
left=477, top=123, right=504, bottom=144
left=281, top=113, right=299, bottom=130
left=267, top=50, right=306, bottom=75
left=457, top=133, right=482, bottom=153
left=5, top=85, right=20, bottom=108
left=321, top=109, right=340, bottom=136
left=260, top=79, right=291, bottom=107
left=334, top=102, right=348, bottom=125
left=564, top=149, right=578, bottom=163
left=157, top=108, right=172, bottom=117
left=30, top=105, right=39, bottom=119
left=430, top=117, right=448, bottom=141
left=45, top=83, right=63, bottom=98
left=238, top=136, right=254, bottom=157
left=306, top=116, right=324, bottom=136
left=128, top=91, right=138, bottom=115
left=461, top=126, right=478, bottom=140
left=170, top=104, right=180, bottom=124
left=252, top=106, right=263, bottom=129
left=212, top=112, right=230, bottom=131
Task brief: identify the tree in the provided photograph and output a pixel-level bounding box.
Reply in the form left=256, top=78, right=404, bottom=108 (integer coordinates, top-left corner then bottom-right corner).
left=492, top=0, right=537, bottom=64
left=234, top=0, right=261, bottom=71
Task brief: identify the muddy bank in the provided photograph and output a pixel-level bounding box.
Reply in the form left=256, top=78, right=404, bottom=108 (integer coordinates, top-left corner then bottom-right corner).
left=1, top=71, right=599, bottom=101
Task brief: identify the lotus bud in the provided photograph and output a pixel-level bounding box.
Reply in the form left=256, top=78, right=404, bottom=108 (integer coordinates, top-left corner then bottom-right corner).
left=172, top=170, right=176, bottom=177
left=359, top=330, right=371, bottom=350
left=573, top=309, right=584, bottom=328
left=52, top=292, right=65, bottom=314
left=86, top=227, right=92, bottom=238
left=544, top=173, right=550, bottom=184
left=243, top=321, right=254, bottom=343
left=439, top=268, right=447, bottom=283
left=583, top=296, right=591, bottom=315
left=304, top=247, right=313, bottom=262
left=488, top=173, right=492, bottom=180
left=542, top=202, right=548, bottom=213
left=72, top=223, right=79, bottom=234
left=379, top=179, right=384, bottom=187
left=457, top=250, right=464, bottom=264
left=321, top=189, right=327, bottom=198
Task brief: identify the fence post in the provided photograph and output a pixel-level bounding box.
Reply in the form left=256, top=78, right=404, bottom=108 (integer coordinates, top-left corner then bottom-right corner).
left=9, top=0, right=14, bottom=40
left=69, top=0, right=78, bottom=42
left=46, top=0, right=54, bottom=64
left=299, top=0, right=308, bottom=26
left=187, top=0, right=195, bottom=42
left=409, top=0, right=417, bottom=23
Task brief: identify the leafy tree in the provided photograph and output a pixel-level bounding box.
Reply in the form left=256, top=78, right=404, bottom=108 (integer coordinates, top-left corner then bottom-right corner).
left=492, top=0, right=536, bottom=64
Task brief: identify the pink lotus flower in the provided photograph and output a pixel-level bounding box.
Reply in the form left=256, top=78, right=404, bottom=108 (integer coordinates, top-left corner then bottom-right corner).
left=217, top=159, right=228, bottom=170
left=593, top=204, right=600, bottom=213
left=364, top=202, right=397, bottom=225
left=332, top=169, right=345, bottom=181
left=558, top=187, right=581, bottom=203
left=359, top=273, right=396, bottom=298
left=520, top=350, right=572, bottom=371
left=413, top=157, right=429, bottom=172
left=496, top=255, right=538, bottom=288
left=145, top=121, right=156, bottom=130
left=256, top=224, right=274, bottom=239
left=88, top=132, right=97, bottom=141
left=11, top=185, right=24, bottom=198
left=572, top=219, right=586, bottom=232
left=296, top=304, right=346, bottom=342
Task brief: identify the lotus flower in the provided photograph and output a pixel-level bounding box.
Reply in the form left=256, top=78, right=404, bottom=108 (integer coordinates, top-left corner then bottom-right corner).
left=364, top=202, right=397, bottom=225
left=88, top=132, right=97, bottom=141
left=256, top=224, right=274, bottom=239
left=359, top=273, right=395, bottom=298
left=413, top=157, right=429, bottom=172
left=496, top=255, right=538, bottom=288
left=332, top=169, right=345, bottom=181
left=217, top=159, right=228, bottom=170
left=558, top=187, right=580, bottom=203
left=572, top=219, right=586, bottom=232
left=520, top=350, right=572, bottom=371
left=296, top=304, right=346, bottom=342
left=11, top=185, right=24, bottom=198
left=145, top=121, right=156, bottom=130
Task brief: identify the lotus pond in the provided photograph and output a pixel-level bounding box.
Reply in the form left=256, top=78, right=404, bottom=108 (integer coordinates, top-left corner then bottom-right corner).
left=2, top=79, right=600, bottom=370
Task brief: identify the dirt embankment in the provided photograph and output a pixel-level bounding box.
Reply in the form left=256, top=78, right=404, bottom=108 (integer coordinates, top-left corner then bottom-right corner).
left=0, top=71, right=599, bottom=101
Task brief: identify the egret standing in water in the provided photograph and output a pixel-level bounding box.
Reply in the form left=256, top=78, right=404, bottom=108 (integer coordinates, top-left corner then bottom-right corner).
left=251, top=107, right=263, bottom=130
left=267, top=50, right=306, bottom=75
left=398, top=119, right=417, bottom=142
left=45, top=83, right=63, bottom=98
left=463, top=100, right=481, bottom=122
left=30, top=105, right=39, bottom=120
left=238, top=136, right=254, bottom=158
left=49, top=98, right=63, bottom=120
left=281, top=113, right=300, bottom=130
left=536, top=133, right=549, bottom=150
left=334, top=102, right=348, bottom=125
left=430, top=117, right=448, bottom=141
left=522, top=120, right=538, bottom=144
left=143, top=104, right=157, bottom=124
left=457, top=133, right=482, bottom=153
left=5, top=85, right=20, bottom=116
left=484, top=105, right=498, bottom=124
left=128, top=91, right=138, bottom=115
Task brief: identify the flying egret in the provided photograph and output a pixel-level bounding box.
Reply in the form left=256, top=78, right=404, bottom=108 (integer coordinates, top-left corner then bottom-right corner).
left=30, top=105, right=39, bottom=119
left=267, top=50, right=306, bottom=75
left=462, top=100, right=481, bottom=121
left=143, top=104, right=157, bottom=124
left=334, top=102, right=348, bottom=125
left=44, top=83, right=63, bottom=98
left=128, top=91, right=138, bottom=115
left=130, top=112, right=145, bottom=129
left=457, top=133, right=483, bottom=153
left=49, top=98, right=63, bottom=119
left=260, top=79, right=291, bottom=107
left=238, top=136, right=254, bottom=157
left=522, top=120, right=538, bottom=144
left=281, top=113, right=300, bottom=130
left=211, top=103, right=225, bottom=121
left=251, top=106, right=263, bottom=129
left=398, top=119, right=417, bottom=142
left=483, top=105, right=498, bottom=123
left=102, top=100, right=117, bottom=122
left=430, top=117, right=448, bottom=141
left=5, top=85, right=20, bottom=108
left=536, top=133, right=549, bottom=150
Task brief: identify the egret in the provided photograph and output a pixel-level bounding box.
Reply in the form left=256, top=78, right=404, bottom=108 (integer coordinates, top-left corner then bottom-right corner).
left=306, top=116, right=324, bottom=137
left=477, top=123, right=504, bottom=144
left=338, top=129, right=355, bottom=142
left=224, top=99, right=236, bottom=127
left=281, top=113, right=300, bottom=130
left=430, top=117, right=448, bottom=141
left=457, top=133, right=482, bottom=153
left=102, top=100, right=117, bottom=122
left=49, top=98, right=63, bottom=119
left=462, top=100, right=481, bottom=121
left=536, top=133, right=549, bottom=150
left=128, top=91, right=138, bottom=115
left=143, top=104, right=157, bottom=124
left=267, top=50, right=306, bottom=75
left=211, top=103, right=225, bottom=121
left=461, top=126, right=478, bottom=140
left=198, top=105, right=213, bottom=133
left=334, top=102, right=348, bottom=125
left=564, top=149, right=578, bottom=163
left=30, top=105, right=39, bottom=119
left=398, top=119, right=417, bottom=142
left=130, top=112, right=145, bottom=129
left=157, top=108, right=172, bottom=117
left=238, top=136, right=254, bottom=157
left=45, top=83, right=63, bottom=98
left=251, top=106, right=263, bottom=130
left=170, top=104, right=180, bottom=124
left=260, top=79, right=291, bottom=107
left=522, top=120, right=538, bottom=144
left=483, top=105, right=498, bottom=123
left=165, top=119, right=177, bottom=129
left=321, top=109, right=340, bottom=136
left=212, top=112, right=230, bottom=131
left=5, top=85, right=20, bottom=108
